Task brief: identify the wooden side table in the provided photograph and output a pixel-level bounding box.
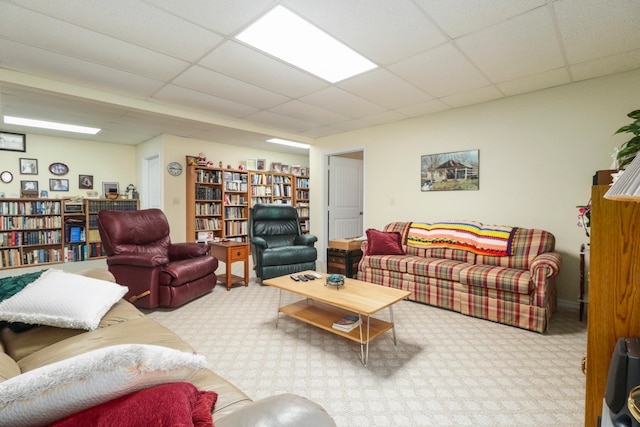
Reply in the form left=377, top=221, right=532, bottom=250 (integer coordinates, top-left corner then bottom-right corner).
left=208, top=241, right=249, bottom=291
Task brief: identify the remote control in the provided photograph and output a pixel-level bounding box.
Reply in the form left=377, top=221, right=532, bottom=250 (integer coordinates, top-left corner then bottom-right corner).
left=290, top=275, right=300, bottom=281
left=298, top=275, right=309, bottom=282
left=303, top=274, right=317, bottom=280
left=308, top=272, right=323, bottom=279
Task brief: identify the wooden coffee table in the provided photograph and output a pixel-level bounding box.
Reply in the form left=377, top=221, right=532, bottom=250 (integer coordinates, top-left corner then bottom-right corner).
left=263, top=271, right=410, bottom=366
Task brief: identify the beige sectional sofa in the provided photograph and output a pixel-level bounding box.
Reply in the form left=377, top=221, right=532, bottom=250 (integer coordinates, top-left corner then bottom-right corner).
left=358, top=221, right=562, bottom=333
left=0, top=269, right=336, bottom=426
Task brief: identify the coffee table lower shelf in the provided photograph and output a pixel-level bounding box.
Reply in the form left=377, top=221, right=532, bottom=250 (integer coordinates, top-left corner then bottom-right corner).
left=278, top=299, right=394, bottom=344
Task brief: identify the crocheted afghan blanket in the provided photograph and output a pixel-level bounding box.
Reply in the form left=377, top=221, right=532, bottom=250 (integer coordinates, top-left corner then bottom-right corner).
left=406, top=221, right=517, bottom=256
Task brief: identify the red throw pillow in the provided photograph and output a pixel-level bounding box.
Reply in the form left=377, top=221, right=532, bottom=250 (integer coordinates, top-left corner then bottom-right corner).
left=366, top=229, right=405, bottom=255
left=49, top=382, right=217, bottom=427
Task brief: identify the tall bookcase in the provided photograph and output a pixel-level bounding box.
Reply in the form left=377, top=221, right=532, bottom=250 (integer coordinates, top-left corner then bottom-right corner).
left=0, top=199, right=64, bottom=268
left=0, top=197, right=138, bottom=269
left=295, top=176, right=310, bottom=233
left=186, top=164, right=248, bottom=243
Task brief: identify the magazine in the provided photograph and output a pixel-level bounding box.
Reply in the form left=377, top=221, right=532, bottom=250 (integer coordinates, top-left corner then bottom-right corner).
left=332, top=314, right=361, bottom=332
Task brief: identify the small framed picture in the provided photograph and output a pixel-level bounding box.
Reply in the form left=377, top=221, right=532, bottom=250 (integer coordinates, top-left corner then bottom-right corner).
left=40, top=190, right=48, bottom=198
left=20, top=180, right=38, bottom=197
left=301, top=167, right=307, bottom=177
left=291, top=165, right=301, bottom=176
left=0, top=131, right=26, bottom=152
left=281, top=164, right=289, bottom=174
left=19, top=158, right=38, bottom=175
left=246, top=158, right=257, bottom=171
left=49, top=162, right=69, bottom=176
left=79, top=174, right=93, bottom=189
left=50, top=178, right=69, bottom=191
left=257, top=159, right=266, bottom=171
left=103, top=182, right=119, bottom=198
left=271, top=162, right=281, bottom=172
left=186, top=155, right=198, bottom=166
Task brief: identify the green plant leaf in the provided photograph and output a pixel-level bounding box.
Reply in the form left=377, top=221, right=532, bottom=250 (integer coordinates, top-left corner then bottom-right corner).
left=628, top=109, right=640, bottom=119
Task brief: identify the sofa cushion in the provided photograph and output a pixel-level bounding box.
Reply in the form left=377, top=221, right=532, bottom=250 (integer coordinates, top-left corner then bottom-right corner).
left=406, top=257, right=469, bottom=281
left=0, top=351, right=20, bottom=383
left=0, top=269, right=127, bottom=330
left=1, top=299, right=144, bottom=362
left=261, top=246, right=317, bottom=266
left=0, top=344, right=206, bottom=427
left=366, top=229, right=404, bottom=255
left=459, top=264, right=532, bottom=294
left=50, top=382, right=217, bottom=427
left=160, top=256, right=217, bottom=286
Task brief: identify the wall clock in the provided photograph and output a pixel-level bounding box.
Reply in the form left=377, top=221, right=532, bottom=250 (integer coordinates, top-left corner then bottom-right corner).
left=1, top=171, right=13, bottom=183
left=167, top=161, right=183, bottom=176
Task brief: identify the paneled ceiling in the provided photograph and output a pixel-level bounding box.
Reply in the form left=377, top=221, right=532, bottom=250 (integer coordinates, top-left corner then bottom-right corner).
left=1, top=0, right=639, bottom=155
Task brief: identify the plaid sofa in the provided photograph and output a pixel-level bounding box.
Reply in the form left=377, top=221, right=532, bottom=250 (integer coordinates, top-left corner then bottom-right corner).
left=357, top=222, right=561, bottom=333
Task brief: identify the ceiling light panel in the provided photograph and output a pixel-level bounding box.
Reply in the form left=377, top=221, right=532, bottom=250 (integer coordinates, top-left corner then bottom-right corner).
left=4, top=116, right=100, bottom=134
left=236, top=6, right=376, bottom=83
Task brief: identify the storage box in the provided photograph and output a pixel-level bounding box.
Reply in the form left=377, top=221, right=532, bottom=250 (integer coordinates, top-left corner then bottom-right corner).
left=328, top=238, right=363, bottom=251
left=327, top=247, right=363, bottom=278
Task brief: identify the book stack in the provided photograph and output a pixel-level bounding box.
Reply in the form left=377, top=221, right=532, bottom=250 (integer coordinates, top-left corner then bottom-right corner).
left=332, top=314, right=361, bottom=333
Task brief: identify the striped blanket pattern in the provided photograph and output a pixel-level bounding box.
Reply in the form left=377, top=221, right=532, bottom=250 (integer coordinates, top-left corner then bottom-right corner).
left=406, top=221, right=517, bottom=256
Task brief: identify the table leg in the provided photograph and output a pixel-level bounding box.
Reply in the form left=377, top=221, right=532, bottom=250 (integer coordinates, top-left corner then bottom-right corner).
left=226, top=261, right=232, bottom=291
left=357, top=314, right=371, bottom=367
left=244, top=258, right=249, bottom=287
left=389, top=305, right=397, bottom=345
left=275, top=289, right=283, bottom=329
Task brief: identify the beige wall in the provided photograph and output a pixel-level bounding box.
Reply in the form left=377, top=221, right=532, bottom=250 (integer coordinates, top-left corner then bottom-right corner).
left=0, top=134, right=136, bottom=198
left=310, top=68, right=640, bottom=306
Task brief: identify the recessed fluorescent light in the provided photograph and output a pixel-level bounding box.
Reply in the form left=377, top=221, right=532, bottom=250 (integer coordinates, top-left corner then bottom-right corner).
left=267, top=138, right=310, bottom=149
left=236, top=5, right=376, bottom=83
left=3, top=116, right=101, bottom=135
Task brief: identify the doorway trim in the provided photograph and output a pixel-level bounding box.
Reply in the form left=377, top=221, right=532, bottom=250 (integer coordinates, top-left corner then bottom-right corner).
left=322, top=147, right=366, bottom=264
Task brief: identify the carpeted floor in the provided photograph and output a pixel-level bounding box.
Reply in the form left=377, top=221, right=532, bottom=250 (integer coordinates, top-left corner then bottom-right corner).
left=146, top=264, right=587, bottom=427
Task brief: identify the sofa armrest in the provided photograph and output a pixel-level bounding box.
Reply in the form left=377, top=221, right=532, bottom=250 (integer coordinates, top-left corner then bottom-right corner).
left=106, top=253, right=169, bottom=268
left=295, top=234, right=317, bottom=246
left=529, top=251, right=562, bottom=308
left=529, top=251, right=561, bottom=279
left=251, top=236, right=268, bottom=249
left=215, top=394, right=336, bottom=427
left=169, top=242, right=209, bottom=260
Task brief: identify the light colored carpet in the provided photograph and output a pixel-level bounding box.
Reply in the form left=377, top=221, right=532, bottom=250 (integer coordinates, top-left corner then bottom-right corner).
left=146, top=263, right=586, bottom=427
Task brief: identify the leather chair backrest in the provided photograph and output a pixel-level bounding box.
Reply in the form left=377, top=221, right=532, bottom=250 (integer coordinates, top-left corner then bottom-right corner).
left=250, top=204, right=301, bottom=247
left=98, top=208, right=171, bottom=257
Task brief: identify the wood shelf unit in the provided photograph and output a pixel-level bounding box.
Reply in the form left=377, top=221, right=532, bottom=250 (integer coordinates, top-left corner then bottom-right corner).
left=295, top=176, right=310, bottom=233
left=584, top=185, right=640, bottom=426
left=187, top=164, right=248, bottom=243
left=0, top=197, right=138, bottom=269
left=279, top=299, right=394, bottom=344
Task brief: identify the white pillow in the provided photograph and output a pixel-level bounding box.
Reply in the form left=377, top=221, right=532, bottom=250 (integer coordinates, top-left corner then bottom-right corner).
left=0, top=268, right=127, bottom=330
left=0, top=344, right=207, bottom=427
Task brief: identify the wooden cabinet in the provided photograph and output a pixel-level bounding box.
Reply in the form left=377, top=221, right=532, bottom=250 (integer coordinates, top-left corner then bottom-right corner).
left=186, top=164, right=248, bottom=243
left=295, top=176, right=310, bottom=233
left=584, top=186, right=640, bottom=426
left=0, top=197, right=138, bottom=269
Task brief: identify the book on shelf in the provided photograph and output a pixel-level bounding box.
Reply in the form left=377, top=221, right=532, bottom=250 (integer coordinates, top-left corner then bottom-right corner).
left=332, top=314, right=361, bottom=333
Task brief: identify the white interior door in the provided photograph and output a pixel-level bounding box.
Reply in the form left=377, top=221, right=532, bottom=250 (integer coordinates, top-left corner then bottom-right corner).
left=143, top=154, right=161, bottom=209
left=328, top=155, right=363, bottom=240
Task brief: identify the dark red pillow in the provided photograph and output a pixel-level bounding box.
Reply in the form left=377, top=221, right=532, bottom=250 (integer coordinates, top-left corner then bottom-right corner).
left=366, top=229, right=405, bottom=255
left=49, top=382, right=217, bottom=427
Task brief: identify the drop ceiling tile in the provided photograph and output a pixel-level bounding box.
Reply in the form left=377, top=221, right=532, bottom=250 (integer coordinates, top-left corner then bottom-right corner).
left=389, top=43, right=490, bottom=97
left=0, top=39, right=165, bottom=98
left=245, top=110, right=317, bottom=133
left=286, top=0, right=446, bottom=65
left=7, top=0, right=223, bottom=62
left=415, top=0, right=546, bottom=38
left=199, top=41, right=328, bottom=98
left=338, top=68, right=433, bottom=109
left=456, top=7, right=564, bottom=83
left=299, top=87, right=387, bottom=119
left=152, top=85, right=259, bottom=119
left=555, top=0, right=640, bottom=64
left=497, top=68, right=571, bottom=96
left=571, top=49, right=640, bottom=82
left=172, top=66, right=290, bottom=109
left=0, top=2, right=189, bottom=81
left=360, top=110, right=408, bottom=126
left=330, top=119, right=373, bottom=132
left=395, top=99, right=451, bottom=118
left=147, top=0, right=274, bottom=35
left=268, top=100, right=350, bottom=127
left=299, top=126, right=343, bottom=138
left=441, top=85, right=504, bottom=108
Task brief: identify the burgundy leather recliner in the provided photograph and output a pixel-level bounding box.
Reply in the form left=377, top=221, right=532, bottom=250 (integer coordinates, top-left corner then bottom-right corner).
left=97, top=208, right=218, bottom=309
